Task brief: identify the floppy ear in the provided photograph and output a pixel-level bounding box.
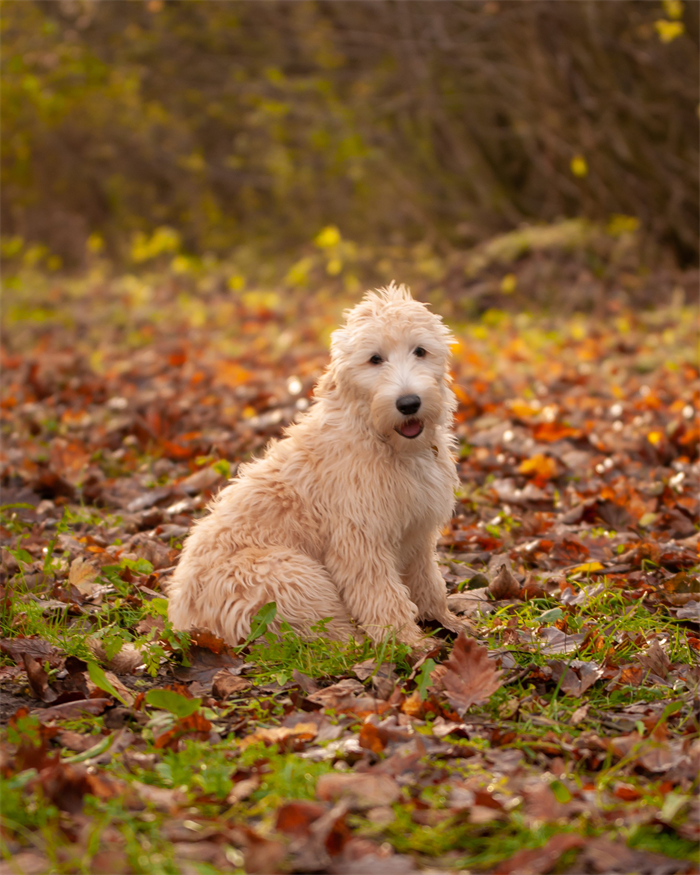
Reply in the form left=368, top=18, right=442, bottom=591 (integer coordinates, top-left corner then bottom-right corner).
left=329, top=325, right=350, bottom=362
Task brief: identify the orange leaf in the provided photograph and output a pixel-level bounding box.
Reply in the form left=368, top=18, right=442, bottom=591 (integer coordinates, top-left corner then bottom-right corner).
left=214, top=361, right=252, bottom=389
left=533, top=421, right=582, bottom=442
left=518, top=453, right=558, bottom=482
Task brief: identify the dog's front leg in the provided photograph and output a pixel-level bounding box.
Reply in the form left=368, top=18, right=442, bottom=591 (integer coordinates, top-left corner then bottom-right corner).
left=325, top=531, right=425, bottom=646
left=401, top=528, right=465, bottom=634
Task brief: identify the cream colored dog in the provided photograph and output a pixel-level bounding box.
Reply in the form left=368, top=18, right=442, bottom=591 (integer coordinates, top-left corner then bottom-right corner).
left=167, top=283, right=463, bottom=647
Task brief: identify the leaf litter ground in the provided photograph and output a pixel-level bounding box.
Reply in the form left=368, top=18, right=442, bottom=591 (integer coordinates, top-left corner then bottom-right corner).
left=1, top=270, right=699, bottom=875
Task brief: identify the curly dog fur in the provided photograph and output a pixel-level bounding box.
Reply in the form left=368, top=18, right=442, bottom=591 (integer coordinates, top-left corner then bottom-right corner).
left=167, top=283, right=464, bottom=646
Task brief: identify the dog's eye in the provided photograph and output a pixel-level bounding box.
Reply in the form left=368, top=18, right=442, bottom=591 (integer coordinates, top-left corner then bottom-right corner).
left=369, top=354, right=383, bottom=365
left=414, top=347, right=427, bottom=358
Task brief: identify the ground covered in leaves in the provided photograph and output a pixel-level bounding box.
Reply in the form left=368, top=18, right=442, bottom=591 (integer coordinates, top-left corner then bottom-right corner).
left=1, top=261, right=699, bottom=875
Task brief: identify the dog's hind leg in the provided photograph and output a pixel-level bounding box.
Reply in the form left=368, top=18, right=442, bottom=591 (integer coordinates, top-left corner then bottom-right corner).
left=170, top=546, right=357, bottom=645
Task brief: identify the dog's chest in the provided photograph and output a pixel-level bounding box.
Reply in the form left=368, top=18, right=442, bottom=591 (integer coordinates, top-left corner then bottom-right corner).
left=398, top=449, right=454, bottom=528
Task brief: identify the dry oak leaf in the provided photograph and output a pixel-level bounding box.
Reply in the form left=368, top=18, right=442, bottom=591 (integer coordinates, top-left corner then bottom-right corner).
left=489, top=563, right=522, bottom=600
left=637, top=638, right=671, bottom=679
left=494, top=833, right=585, bottom=875
left=87, top=638, right=143, bottom=674
left=239, top=723, right=318, bottom=750
left=211, top=669, right=250, bottom=699
left=68, top=556, right=100, bottom=595
left=316, top=772, right=401, bottom=809
left=440, top=631, right=503, bottom=717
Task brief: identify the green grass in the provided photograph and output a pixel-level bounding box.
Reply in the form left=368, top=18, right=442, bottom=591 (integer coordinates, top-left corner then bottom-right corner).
left=244, top=618, right=413, bottom=683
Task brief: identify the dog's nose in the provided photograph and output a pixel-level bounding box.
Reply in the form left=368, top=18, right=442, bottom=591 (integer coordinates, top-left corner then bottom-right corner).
left=396, top=394, right=421, bottom=416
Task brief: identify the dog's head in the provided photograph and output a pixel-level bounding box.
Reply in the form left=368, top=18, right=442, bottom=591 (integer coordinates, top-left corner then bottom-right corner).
left=319, top=283, right=456, bottom=449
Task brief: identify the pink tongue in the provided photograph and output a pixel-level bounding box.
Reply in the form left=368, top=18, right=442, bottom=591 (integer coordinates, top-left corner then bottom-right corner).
left=401, top=419, right=422, bottom=437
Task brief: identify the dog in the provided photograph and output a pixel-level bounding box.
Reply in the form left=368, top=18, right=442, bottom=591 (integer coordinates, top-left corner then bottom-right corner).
left=167, top=283, right=464, bottom=647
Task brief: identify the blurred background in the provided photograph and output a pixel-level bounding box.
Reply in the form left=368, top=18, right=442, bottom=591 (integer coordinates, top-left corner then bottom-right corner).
left=1, top=0, right=698, bottom=314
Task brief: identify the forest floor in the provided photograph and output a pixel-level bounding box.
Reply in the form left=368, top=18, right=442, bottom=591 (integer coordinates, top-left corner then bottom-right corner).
left=1, top=250, right=699, bottom=875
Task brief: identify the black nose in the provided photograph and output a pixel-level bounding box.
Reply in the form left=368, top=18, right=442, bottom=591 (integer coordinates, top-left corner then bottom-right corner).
left=396, top=394, right=421, bottom=416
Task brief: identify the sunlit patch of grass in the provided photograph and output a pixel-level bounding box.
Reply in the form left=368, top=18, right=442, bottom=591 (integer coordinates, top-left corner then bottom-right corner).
left=376, top=807, right=587, bottom=870
left=628, top=824, right=699, bottom=861
left=244, top=618, right=413, bottom=683
left=2, top=597, right=94, bottom=660
left=483, top=578, right=690, bottom=664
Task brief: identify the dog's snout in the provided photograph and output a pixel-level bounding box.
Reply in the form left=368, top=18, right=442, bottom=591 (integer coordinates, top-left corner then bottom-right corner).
left=396, top=394, right=421, bottom=416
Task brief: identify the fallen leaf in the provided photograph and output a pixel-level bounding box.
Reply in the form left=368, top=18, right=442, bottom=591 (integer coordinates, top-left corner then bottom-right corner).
left=0, top=637, right=63, bottom=667
left=275, top=800, right=326, bottom=836
left=493, top=832, right=584, bottom=874
left=439, top=631, right=503, bottom=717
left=0, top=852, right=50, bottom=875
left=239, top=723, right=318, bottom=750
left=173, top=644, right=244, bottom=684
left=68, top=556, right=99, bottom=595
left=316, top=772, right=401, bottom=809
left=23, top=653, right=57, bottom=703
left=489, top=563, right=522, bottom=599
left=211, top=669, right=250, bottom=699
left=131, top=780, right=187, bottom=812
left=87, top=638, right=143, bottom=674
left=33, top=698, right=111, bottom=722
left=637, top=638, right=671, bottom=679
left=518, top=453, right=558, bottom=484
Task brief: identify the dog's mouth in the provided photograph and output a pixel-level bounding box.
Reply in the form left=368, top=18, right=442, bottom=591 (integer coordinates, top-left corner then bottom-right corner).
left=396, top=418, right=424, bottom=439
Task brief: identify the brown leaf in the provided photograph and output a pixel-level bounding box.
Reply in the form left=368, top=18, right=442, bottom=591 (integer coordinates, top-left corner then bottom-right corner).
left=637, top=638, right=671, bottom=679
left=68, top=556, right=99, bottom=595
left=307, top=678, right=365, bottom=708
left=33, top=698, right=111, bottom=722
left=174, top=643, right=244, bottom=684
left=0, top=636, right=63, bottom=667
left=352, top=658, right=377, bottom=681
left=316, top=773, right=401, bottom=809
left=211, top=669, right=250, bottom=699
left=493, top=833, right=584, bottom=875
left=0, top=852, right=50, bottom=875
left=131, top=779, right=187, bottom=812
left=439, top=631, right=503, bottom=717
left=358, top=721, right=388, bottom=753
left=547, top=659, right=603, bottom=697
left=523, top=782, right=570, bottom=825
left=243, top=837, right=287, bottom=875
left=276, top=800, right=326, bottom=837
left=39, top=761, right=122, bottom=814
left=23, top=653, right=57, bottom=703
left=227, top=776, right=260, bottom=803
left=239, top=723, right=318, bottom=750
left=87, top=638, right=143, bottom=674
left=489, top=563, right=522, bottom=600
left=101, top=671, right=135, bottom=706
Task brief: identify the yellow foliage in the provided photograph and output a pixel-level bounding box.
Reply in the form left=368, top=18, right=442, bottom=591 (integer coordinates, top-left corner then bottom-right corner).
left=285, top=256, right=314, bottom=287
left=500, top=273, right=517, bottom=294
left=87, top=233, right=104, bottom=254
left=518, top=453, right=558, bottom=481
left=315, top=225, right=341, bottom=249
left=654, top=19, right=684, bottom=42
left=570, top=155, right=588, bottom=177
left=662, top=0, right=684, bottom=20
left=131, top=227, right=181, bottom=263
left=570, top=562, right=604, bottom=575
left=607, top=215, right=640, bottom=237
left=509, top=399, right=539, bottom=418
